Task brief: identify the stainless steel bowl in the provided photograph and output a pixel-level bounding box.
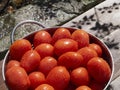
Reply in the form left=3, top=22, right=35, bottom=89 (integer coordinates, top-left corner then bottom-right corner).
left=2, top=20, right=114, bottom=90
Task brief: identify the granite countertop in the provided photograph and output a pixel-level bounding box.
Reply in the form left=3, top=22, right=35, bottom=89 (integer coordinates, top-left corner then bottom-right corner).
left=1, top=0, right=120, bottom=89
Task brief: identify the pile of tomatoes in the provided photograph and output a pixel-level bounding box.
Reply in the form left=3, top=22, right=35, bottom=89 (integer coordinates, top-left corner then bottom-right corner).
left=5, top=27, right=111, bottom=90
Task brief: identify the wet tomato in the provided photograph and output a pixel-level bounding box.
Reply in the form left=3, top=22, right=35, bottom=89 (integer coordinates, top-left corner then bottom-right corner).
left=35, top=84, right=54, bottom=90
left=54, top=39, right=78, bottom=56
left=87, top=57, right=111, bottom=84
left=75, top=86, right=92, bottom=90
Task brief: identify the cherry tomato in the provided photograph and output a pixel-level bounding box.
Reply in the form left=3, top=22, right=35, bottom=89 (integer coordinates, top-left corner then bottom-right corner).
left=46, top=66, right=70, bottom=90
left=20, top=50, right=41, bottom=73
left=89, top=43, right=102, bottom=56
left=5, top=66, right=30, bottom=90
left=71, top=30, right=89, bottom=49
left=71, top=67, right=90, bottom=86
left=9, top=39, right=32, bottom=60
left=87, top=57, right=111, bottom=84
left=77, top=47, right=98, bottom=66
left=35, top=43, right=54, bottom=59
left=52, top=28, right=71, bottom=44
left=54, top=39, right=78, bottom=56
left=38, top=56, right=57, bottom=76
left=58, top=52, right=83, bottom=70
left=29, top=72, right=46, bottom=89
left=35, top=84, right=54, bottom=90
left=6, top=60, right=20, bottom=70
left=75, top=86, right=92, bottom=90
left=33, top=30, right=52, bottom=47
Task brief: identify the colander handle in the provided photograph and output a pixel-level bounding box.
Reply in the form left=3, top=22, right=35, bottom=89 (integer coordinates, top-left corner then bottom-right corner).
left=11, top=20, right=46, bottom=44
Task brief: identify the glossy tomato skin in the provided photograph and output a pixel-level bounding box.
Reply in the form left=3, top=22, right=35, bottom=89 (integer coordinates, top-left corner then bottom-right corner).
left=88, top=43, right=102, bottom=57
left=38, top=56, right=57, bottom=76
left=35, top=84, right=54, bottom=90
left=58, top=52, right=83, bottom=70
left=9, top=39, right=32, bottom=60
left=54, top=39, right=78, bottom=56
left=29, top=72, right=46, bottom=90
left=33, top=30, right=52, bottom=47
left=71, top=67, right=90, bottom=86
left=5, top=66, right=30, bottom=90
left=71, top=30, right=89, bottom=49
left=20, top=50, right=41, bottom=73
left=46, top=66, right=70, bottom=90
left=75, top=85, right=92, bottom=90
left=87, top=57, right=111, bottom=84
left=52, top=28, right=71, bottom=44
left=6, top=60, right=20, bottom=70
left=77, top=47, right=98, bottom=66
left=35, top=43, right=54, bottom=59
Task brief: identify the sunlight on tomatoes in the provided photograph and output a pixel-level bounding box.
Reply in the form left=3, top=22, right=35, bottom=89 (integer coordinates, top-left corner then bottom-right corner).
left=52, top=28, right=71, bottom=44
left=20, top=50, right=41, bottom=73
left=77, top=47, right=98, bottom=66
left=33, top=30, right=52, bottom=47
left=35, top=43, right=54, bottom=59
left=9, top=39, right=32, bottom=60
left=71, top=30, right=89, bottom=49
left=35, top=84, right=54, bottom=90
left=39, top=56, right=57, bottom=76
left=71, top=67, right=90, bottom=86
left=58, top=52, right=83, bottom=70
left=5, top=66, right=30, bottom=90
left=46, top=66, right=70, bottom=90
left=54, top=39, right=78, bottom=56
left=89, top=43, right=102, bottom=57
left=29, top=72, right=46, bottom=89
left=75, top=86, right=92, bottom=90
left=87, top=57, right=111, bottom=84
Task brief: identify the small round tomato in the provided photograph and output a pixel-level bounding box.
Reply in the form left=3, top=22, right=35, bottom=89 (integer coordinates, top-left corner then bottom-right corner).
left=71, top=30, right=89, bottom=49
left=29, top=72, right=46, bottom=89
left=39, top=56, right=57, bottom=76
left=6, top=60, right=20, bottom=70
left=54, top=39, right=78, bottom=56
left=5, top=66, right=30, bottom=90
left=20, top=50, right=41, bottom=73
left=52, top=28, right=71, bottom=44
left=88, top=43, right=102, bottom=56
left=46, top=66, right=70, bottom=90
left=75, top=86, right=92, bottom=90
left=35, top=43, right=54, bottom=59
left=35, top=84, right=54, bottom=90
left=33, top=30, right=52, bottom=47
left=77, top=47, right=98, bottom=66
left=58, top=52, right=83, bottom=70
left=9, top=39, right=32, bottom=60
left=87, top=57, right=111, bottom=84
left=71, top=67, right=90, bottom=86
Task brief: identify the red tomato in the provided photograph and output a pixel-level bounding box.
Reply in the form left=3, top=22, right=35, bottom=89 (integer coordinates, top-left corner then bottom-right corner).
left=46, top=66, right=70, bottom=90
left=71, top=67, right=90, bottom=86
left=38, top=56, right=57, bottom=76
left=54, top=39, right=78, bottom=56
left=71, top=30, right=89, bottom=49
left=35, top=43, right=54, bottom=59
left=20, top=50, right=41, bottom=73
left=9, top=39, right=32, bottom=60
left=87, top=57, right=111, bottom=84
left=35, top=84, right=54, bottom=90
left=29, top=72, right=46, bottom=89
left=75, top=86, right=92, bottom=90
left=88, top=43, right=102, bottom=56
left=5, top=66, right=30, bottom=90
left=33, top=30, right=52, bottom=47
left=58, top=52, right=83, bottom=70
left=52, top=28, right=71, bottom=44
left=77, top=47, right=98, bottom=66
left=6, top=60, right=20, bottom=70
